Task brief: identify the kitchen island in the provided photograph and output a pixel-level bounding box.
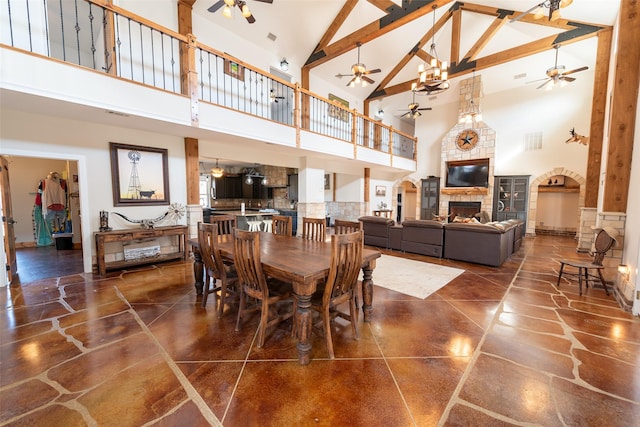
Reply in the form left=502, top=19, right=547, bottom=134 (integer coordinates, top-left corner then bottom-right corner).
left=210, top=209, right=279, bottom=231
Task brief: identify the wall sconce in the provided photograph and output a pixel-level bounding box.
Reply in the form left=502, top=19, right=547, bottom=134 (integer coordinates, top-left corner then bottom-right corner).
left=376, top=109, right=384, bottom=119
left=618, top=264, right=630, bottom=277
left=280, top=57, right=289, bottom=71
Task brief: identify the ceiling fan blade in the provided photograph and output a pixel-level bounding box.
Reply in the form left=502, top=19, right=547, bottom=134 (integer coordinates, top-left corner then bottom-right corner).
left=417, top=108, right=432, bottom=111
left=364, top=68, right=381, bottom=74
left=400, top=111, right=410, bottom=118
left=560, top=76, right=576, bottom=82
left=537, top=79, right=552, bottom=89
left=562, top=66, right=588, bottom=76
left=362, top=75, right=375, bottom=84
left=335, top=73, right=353, bottom=78
left=526, top=77, right=549, bottom=84
left=207, top=0, right=225, bottom=13
left=254, top=0, right=274, bottom=3
left=346, top=77, right=356, bottom=87
left=235, top=2, right=256, bottom=23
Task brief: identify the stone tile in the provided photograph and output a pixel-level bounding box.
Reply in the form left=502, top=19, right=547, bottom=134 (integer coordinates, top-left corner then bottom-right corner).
left=574, top=348, right=640, bottom=401
left=459, top=354, right=563, bottom=426
left=77, top=354, right=190, bottom=426
left=0, top=330, right=82, bottom=387
left=64, top=310, right=144, bottom=349
left=0, top=378, right=60, bottom=423
left=551, top=375, right=640, bottom=426
left=372, top=300, right=483, bottom=357
left=444, top=403, right=518, bottom=426
left=573, top=331, right=640, bottom=365
left=224, top=359, right=413, bottom=426
left=446, top=300, right=502, bottom=330
left=388, top=357, right=470, bottom=426
left=178, top=361, right=245, bottom=420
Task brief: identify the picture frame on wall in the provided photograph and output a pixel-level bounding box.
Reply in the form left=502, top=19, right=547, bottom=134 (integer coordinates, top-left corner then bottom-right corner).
left=224, top=59, right=245, bottom=81
left=328, top=93, right=350, bottom=122
left=375, top=185, right=386, bottom=197
left=324, top=174, right=330, bottom=190
left=110, top=142, right=170, bottom=206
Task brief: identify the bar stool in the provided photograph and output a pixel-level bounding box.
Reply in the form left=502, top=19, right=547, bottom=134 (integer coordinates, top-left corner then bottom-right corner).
left=263, top=219, right=273, bottom=232
left=248, top=220, right=262, bottom=231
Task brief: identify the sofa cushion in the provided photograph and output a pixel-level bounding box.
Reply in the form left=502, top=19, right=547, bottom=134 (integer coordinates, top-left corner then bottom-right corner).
left=401, top=219, right=443, bottom=229
left=444, top=222, right=504, bottom=234
left=358, top=216, right=394, bottom=248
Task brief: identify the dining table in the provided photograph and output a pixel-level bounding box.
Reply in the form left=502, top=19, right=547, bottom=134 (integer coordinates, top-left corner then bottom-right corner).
left=189, top=232, right=381, bottom=365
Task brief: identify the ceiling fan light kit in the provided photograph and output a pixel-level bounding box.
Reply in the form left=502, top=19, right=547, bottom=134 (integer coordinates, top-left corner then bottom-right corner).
left=336, top=42, right=381, bottom=88
left=412, top=5, right=449, bottom=96
left=511, top=0, right=573, bottom=23
left=531, top=45, right=588, bottom=90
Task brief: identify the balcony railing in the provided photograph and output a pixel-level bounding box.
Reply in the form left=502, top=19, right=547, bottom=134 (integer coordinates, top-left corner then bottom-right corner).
left=1, top=0, right=417, bottom=161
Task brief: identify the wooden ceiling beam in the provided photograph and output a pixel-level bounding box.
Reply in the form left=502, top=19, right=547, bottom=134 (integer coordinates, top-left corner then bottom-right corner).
left=315, top=0, right=359, bottom=52
left=366, top=24, right=604, bottom=102
left=367, top=0, right=396, bottom=13
left=450, top=7, right=461, bottom=66
left=463, top=15, right=508, bottom=62
left=370, top=6, right=453, bottom=96
left=366, top=1, right=607, bottom=101
left=304, top=0, right=454, bottom=69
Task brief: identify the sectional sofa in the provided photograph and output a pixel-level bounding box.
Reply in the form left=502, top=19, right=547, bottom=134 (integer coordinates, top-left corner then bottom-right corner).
left=358, top=216, right=524, bottom=267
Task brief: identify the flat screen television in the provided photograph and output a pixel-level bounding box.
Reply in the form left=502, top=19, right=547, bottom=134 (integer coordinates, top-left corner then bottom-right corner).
left=446, top=158, right=489, bottom=188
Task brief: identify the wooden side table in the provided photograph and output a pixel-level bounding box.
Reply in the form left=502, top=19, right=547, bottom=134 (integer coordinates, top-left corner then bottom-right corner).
left=94, top=225, right=188, bottom=275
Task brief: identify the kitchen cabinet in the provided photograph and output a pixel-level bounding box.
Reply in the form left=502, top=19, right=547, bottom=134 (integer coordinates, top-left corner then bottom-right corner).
left=287, top=174, right=298, bottom=201
left=214, top=176, right=242, bottom=199
left=493, top=175, right=529, bottom=226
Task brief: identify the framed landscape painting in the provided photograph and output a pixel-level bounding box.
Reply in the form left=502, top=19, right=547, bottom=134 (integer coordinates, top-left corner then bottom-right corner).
left=110, top=142, right=170, bottom=206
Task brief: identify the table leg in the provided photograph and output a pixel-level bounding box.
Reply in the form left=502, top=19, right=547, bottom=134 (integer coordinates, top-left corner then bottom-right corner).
left=294, top=293, right=312, bottom=365
left=192, top=246, right=204, bottom=296
left=361, top=259, right=376, bottom=323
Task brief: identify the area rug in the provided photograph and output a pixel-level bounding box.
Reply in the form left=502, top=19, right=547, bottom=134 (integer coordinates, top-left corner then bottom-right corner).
left=364, top=255, right=464, bottom=299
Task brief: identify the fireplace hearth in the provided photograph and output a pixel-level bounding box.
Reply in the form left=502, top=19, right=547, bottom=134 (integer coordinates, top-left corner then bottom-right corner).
left=448, top=202, right=481, bottom=221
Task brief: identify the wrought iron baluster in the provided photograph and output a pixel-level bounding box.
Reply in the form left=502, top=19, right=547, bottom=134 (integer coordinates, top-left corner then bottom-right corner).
left=138, top=22, right=144, bottom=84
left=88, top=5, right=97, bottom=70
left=73, top=0, right=80, bottom=65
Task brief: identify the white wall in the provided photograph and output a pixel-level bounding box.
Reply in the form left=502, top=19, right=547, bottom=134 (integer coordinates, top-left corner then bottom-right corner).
left=536, top=192, right=580, bottom=230
left=1, top=109, right=187, bottom=273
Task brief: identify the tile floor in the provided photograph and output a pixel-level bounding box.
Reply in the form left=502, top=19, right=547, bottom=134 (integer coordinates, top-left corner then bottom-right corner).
left=1, top=235, right=638, bottom=426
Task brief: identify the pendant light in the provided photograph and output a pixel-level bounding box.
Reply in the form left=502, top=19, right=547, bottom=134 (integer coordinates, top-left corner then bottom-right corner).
left=210, top=159, right=224, bottom=178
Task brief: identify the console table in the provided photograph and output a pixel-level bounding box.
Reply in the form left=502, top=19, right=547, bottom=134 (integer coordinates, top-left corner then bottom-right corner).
left=95, top=225, right=188, bottom=276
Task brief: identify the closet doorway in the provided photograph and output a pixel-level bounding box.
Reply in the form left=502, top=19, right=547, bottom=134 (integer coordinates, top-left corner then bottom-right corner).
left=3, top=155, right=84, bottom=284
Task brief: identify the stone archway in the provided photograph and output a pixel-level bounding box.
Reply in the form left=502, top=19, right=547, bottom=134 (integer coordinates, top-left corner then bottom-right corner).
left=527, top=168, right=586, bottom=235
left=392, top=176, right=422, bottom=222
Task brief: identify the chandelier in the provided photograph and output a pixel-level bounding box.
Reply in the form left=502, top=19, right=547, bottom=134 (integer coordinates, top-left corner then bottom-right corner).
left=412, top=4, right=449, bottom=95
left=210, top=159, right=224, bottom=178
left=459, top=71, right=482, bottom=126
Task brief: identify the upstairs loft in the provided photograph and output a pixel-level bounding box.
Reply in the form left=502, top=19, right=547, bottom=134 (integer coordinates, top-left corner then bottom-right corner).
left=0, top=0, right=417, bottom=174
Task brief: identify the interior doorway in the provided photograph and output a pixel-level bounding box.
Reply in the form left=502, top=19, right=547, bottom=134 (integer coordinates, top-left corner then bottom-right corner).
left=2, top=155, right=84, bottom=284
left=399, top=180, right=417, bottom=222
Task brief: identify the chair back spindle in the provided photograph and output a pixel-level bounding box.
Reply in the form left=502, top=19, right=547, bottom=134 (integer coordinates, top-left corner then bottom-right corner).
left=302, top=217, right=326, bottom=242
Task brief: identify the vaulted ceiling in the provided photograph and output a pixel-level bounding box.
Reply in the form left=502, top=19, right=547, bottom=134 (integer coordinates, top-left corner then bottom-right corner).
left=194, top=0, right=619, bottom=119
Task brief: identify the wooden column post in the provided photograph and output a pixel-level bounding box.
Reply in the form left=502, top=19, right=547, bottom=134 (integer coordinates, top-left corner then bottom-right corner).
left=185, top=138, right=199, bottom=206
left=584, top=28, right=612, bottom=208
left=603, top=0, right=639, bottom=212
left=364, top=168, right=370, bottom=216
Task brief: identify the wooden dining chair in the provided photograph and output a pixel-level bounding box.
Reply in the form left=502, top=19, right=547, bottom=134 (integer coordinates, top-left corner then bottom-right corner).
left=333, top=219, right=362, bottom=235
left=203, top=215, right=236, bottom=290
left=310, top=230, right=364, bottom=359
left=271, top=215, right=292, bottom=236
left=302, top=217, right=326, bottom=242
left=198, top=222, right=239, bottom=317
left=208, top=214, right=235, bottom=235
left=556, top=227, right=617, bottom=296
left=233, top=229, right=294, bottom=348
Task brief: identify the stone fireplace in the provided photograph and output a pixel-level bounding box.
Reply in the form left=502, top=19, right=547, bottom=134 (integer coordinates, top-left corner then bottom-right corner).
left=439, top=74, right=495, bottom=220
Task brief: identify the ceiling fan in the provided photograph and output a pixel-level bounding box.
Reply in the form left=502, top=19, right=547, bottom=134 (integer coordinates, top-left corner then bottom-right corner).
left=510, top=0, right=573, bottom=23
left=335, top=42, right=381, bottom=88
left=530, top=45, right=588, bottom=90
left=399, top=93, right=432, bottom=119
left=207, top=0, right=273, bottom=24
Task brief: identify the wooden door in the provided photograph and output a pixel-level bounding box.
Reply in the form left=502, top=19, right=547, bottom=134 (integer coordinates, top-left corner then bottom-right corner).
left=1, top=156, right=17, bottom=283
